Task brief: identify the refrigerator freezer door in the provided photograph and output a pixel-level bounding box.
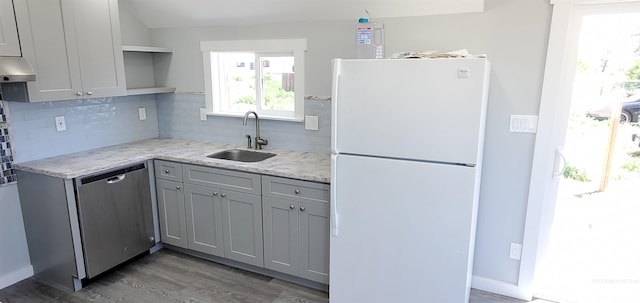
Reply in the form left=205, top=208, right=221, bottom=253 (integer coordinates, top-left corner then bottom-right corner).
left=331, top=58, right=490, bottom=165
left=330, top=154, right=479, bottom=303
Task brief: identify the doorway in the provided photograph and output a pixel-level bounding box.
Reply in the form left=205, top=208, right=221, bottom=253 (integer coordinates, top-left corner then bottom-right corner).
left=532, top=7, right=640, bottom=303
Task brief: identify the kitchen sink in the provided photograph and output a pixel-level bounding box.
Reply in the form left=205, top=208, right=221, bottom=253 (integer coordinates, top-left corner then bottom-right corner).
left=207, top=149, right=276, bottom=162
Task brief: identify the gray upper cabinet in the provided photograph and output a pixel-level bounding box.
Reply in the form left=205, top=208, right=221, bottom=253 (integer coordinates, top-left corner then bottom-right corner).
left=12, top=0, right=126, bottom=102
left=262, top=176, right=330, bottom=284
left=0, top=0, right=21, bottom=56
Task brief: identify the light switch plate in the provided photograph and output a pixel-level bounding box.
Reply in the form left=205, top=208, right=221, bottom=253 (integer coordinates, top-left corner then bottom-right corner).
left=509, top=243, right=522, bottom=260
left=509, top=115, right=538, bottom=133
left=138, top=107, right=147, bottom=120
left=305, top=115, right=319, bottom=131
left=54, top=116, right=66, bottom=132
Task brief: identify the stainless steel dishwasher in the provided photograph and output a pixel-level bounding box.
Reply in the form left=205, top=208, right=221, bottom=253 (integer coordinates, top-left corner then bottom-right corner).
left=75, top=163, right=155, bottom=279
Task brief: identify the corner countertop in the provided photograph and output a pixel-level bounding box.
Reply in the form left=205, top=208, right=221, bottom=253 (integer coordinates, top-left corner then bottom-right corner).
left=13, top=138, right=331, bottom=183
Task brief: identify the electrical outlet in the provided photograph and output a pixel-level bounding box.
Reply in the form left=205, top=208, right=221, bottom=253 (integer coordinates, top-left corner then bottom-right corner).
left=54, top=116, right=66, bottom=132
left=305, top=115, right=319, bottom=130
left=138, top=107, right=147, bottom=120
left=509, top=243, right=522, bottom=260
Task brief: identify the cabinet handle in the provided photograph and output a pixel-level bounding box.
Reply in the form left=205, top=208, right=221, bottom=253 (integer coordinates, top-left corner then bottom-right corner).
left=76, top=91, right=82, bottom=96
left=86, top=91, right=93, bottom=96
left=299, top=206, right=305, bottom=212
left=176, top=185, right=181, bottom=190
left=289, top=205, right=295, bottom=210
left=221, top=193, right=226, bottom=197
left=213, top=192, right=218, bottom=196
left=294, top=189, right=301, bottom=194
left=164, top=169, right=170, bottom=174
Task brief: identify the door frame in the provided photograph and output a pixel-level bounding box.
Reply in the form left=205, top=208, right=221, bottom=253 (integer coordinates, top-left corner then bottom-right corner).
left=520, top=0, right=640, bottom=300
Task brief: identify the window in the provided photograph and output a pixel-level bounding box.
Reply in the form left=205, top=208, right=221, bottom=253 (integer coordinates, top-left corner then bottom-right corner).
left=201, top=39, right=306, bottom=121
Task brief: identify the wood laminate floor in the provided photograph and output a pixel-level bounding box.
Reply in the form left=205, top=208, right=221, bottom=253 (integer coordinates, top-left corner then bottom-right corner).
left=0, top=249, right=528, bottom=303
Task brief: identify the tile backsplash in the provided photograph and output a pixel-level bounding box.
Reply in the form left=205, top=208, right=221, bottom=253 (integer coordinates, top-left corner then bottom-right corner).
left=7, top=95, right=159, bottom=163
left=0, top=101, right=16, bottom=184
left=156, top=93, right=331, bottom=154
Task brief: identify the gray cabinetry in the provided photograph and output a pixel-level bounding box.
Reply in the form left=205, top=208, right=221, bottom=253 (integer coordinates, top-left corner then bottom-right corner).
left=183, top=164, right=263, bottom=267
left=221, top=189, right=263, bottom=267
left=0, top=0, right=21, bottom=56
left=183, top=183, right=224, bottom=257
left=12, top=0, right=125, bottom=101
left=154, top=161, right=264, bottom=267
left=155, top=178, right=188, bottom=248
left=262, top=176, right=330, bottom=284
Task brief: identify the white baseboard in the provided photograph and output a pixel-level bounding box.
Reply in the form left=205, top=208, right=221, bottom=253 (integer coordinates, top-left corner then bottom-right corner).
left=472, top=275, right=531, bottom=301
left=0, top=265, right=34, bottom=290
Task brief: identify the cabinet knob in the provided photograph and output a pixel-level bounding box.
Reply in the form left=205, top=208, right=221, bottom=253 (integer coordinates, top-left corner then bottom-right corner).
left=176, top=185, right=181, bottom=190
left=76, top=91, right=83, bottom=96
left=213, top=192, right=218, bottom=196
left=289, top=205, right=295, bottom=210
left=221, top=193, right=226, bottom=197
left=299, top=206, right=306, bottom=212
left=164, top=169, right=170, bottom=174
left=294, top=189, right=301, bottom=194
left=86, top=91, right=93, bottom=96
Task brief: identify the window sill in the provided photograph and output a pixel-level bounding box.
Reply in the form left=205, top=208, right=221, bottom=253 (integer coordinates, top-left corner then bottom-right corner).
left=200, top=109, right=304, bottom=123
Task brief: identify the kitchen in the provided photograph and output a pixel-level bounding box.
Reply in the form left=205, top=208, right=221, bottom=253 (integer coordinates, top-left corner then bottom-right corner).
left=0, top=0, right=552, bottom=302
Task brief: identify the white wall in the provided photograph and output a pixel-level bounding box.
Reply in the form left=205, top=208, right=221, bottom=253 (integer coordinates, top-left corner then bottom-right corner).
left=0, top=184, right=32, bottom=289
left=150, top=0, right=553, bottom=290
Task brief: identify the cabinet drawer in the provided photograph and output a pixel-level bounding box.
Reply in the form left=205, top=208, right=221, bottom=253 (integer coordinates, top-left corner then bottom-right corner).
left=155, top=160, right=183, bottom=182
left=183, top=164, right=260, bottom=195
left=262, top=176, right=329, bottom=203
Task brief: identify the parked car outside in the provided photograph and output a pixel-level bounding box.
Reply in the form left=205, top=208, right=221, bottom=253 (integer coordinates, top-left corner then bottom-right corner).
left=587, top=96, right=640, bottom=123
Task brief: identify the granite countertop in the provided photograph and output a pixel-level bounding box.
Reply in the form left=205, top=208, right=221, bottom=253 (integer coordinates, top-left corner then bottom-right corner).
left=13, top=138, right=331, bottom=183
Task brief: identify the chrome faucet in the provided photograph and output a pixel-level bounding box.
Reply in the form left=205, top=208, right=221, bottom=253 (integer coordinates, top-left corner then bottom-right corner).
left=242, top=111, right=268, bottom=150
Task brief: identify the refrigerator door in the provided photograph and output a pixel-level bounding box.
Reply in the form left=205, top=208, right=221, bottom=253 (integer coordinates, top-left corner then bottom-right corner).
left=331, top=58, right=490, bottom=165
left=330, top=154, right=479, bottom=303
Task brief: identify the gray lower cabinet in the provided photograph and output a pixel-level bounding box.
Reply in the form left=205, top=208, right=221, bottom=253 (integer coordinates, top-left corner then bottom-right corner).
left=154, top=160, right=326, bottom=283
left=156, top=178, right=188, bottom=248
left=155, top=160, right=264, bottom=267
left=221, top=190, right=263, bottom=267
left=262, top=176, right=330, bottom=284
left=183, top=183, right=224, bottom=257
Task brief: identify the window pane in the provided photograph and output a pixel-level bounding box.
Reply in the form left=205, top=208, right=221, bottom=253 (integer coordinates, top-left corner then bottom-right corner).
left=218, top=52, right=256, bottom=112
left=260, top=56, right=295, bottom=112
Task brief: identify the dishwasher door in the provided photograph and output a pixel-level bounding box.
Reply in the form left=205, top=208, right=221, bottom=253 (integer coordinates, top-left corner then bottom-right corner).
left=76, top=163, right=155, bottom=279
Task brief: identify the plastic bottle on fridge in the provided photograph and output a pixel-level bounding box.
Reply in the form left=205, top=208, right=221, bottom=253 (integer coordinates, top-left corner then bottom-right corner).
left=355, top=18, right=385, bottom=59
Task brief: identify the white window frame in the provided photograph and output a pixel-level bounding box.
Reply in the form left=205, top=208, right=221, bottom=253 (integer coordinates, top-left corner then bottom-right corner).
left=200, top=39, right=307, bottom=122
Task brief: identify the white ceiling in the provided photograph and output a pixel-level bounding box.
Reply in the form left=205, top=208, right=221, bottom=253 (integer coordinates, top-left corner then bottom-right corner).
left=121, top=0, right=485, bottom=28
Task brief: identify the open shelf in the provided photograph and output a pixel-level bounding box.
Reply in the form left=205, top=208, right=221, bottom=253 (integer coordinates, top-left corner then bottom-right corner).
left=122, top=45, right=173, bottom=53
left=126, top=87, right=176, bottom=96
left=122, top=45, right=174, bottom=95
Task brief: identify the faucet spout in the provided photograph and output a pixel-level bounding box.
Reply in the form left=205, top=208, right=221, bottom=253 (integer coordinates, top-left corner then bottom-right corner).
left=242, top=111, right=268, bottom=150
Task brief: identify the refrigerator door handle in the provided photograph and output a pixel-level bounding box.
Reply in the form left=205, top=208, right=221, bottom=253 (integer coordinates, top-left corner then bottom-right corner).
left=331, top=59, right=341, bottom=154
left=331, top=154, right=339, bottom=236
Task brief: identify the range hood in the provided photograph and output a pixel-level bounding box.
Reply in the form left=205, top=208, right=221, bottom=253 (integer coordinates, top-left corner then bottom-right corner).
left=0, top=57, right=36, bottom=82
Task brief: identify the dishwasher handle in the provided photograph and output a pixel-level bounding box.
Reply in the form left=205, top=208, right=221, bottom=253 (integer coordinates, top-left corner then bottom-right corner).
left=106, top=174, right=126, bottom=184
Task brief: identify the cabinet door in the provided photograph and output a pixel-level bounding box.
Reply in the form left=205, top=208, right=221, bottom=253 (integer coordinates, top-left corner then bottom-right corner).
left=13, top=0, right=83, bottom=101
left=0, top=0, right=21, bottom=56
left=155, top=179, right=187, bottom=248
left=262, top=197, right=298, bottom=276
left=298, top=202, right=329, bottom=284
left=184, top=184, right=224, bottom=257
left=221, top=191, right=264, bottom=267
left=71, top=0, right=125, bottom=98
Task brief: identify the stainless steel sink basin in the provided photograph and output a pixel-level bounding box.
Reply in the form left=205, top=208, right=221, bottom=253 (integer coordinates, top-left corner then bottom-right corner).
left=207, top=149, right=276, bottom=162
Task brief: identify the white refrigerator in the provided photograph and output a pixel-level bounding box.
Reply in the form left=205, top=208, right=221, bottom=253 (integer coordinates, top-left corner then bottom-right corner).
left=330, top=58, right=491, bottom=303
